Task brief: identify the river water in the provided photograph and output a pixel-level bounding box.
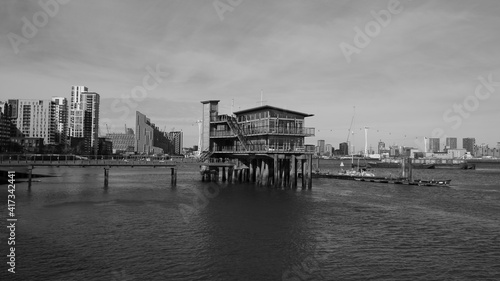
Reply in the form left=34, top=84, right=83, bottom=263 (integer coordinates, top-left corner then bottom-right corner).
left=1, top=160, right=499, bottom=280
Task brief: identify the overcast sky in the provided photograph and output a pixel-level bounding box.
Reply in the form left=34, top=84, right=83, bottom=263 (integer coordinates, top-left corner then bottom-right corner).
left=1, top=0, right=499, bottom=151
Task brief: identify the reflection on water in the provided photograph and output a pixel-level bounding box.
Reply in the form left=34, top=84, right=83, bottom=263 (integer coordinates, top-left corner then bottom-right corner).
left=1, top=163, right=499, bottom=280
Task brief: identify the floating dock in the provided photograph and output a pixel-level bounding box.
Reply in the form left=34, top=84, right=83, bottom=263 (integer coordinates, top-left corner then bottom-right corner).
left=309, top=173, right=451, bottom=187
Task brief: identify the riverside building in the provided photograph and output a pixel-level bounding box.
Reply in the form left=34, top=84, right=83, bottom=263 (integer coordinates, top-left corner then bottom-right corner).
left=135, top=111, right=170, bottom=154
left=8, top=99, right=56, bottom=145
left=199, top=100, right=315, bottom=188
left=52, top=96, right=68, bottom=145
left=69, top=86, right=100, bottom=155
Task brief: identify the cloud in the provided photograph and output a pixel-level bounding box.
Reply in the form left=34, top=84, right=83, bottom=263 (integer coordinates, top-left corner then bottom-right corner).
left=1, top=0, right=499, bottom=148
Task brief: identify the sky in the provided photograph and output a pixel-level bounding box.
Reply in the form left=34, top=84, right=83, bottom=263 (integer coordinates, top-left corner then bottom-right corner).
left=1, top=0, right=499, bottom=151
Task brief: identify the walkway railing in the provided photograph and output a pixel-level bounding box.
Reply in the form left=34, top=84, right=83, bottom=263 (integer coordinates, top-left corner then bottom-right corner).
left=0, top=154, right=177, bottom=166
left=211, top=145, right=315, bottom=154
left=210, top=127, right=315, bottom=137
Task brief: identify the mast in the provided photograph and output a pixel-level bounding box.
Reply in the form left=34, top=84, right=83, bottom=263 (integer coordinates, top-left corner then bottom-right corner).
left=364, top=126, right=369, bottom=157
left=346, top=106, right=356, bottom=157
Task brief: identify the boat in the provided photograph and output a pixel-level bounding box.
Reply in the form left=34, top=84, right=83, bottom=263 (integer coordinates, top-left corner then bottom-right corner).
left=310, top=158, right=451, bottom=187
left=311, top=172, right=451, bottom=187
left=369, top=159, right=435, bottom=169
left=412, top=158, right=475, bottom=170
left=368, top=161, right=400, bottom=168
left=433, top=163, right=475, bottom=169
left=411, top=163, right=435, bottom=169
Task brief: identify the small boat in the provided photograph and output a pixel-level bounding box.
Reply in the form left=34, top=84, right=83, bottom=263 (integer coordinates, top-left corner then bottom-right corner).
left=411, top=163, right=435, bottom=169
left=368, top=161, right=400, bottom=168
left=369, top=161, right=435, bottom=169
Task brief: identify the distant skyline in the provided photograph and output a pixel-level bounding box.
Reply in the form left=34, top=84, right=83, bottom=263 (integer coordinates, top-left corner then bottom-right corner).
left=1, top=0, right=499, bottom=150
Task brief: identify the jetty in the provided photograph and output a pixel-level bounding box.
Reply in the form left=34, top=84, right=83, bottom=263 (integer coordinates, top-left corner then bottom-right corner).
left=198, top=100, right=316, bottom=189
left=313, top=158, right=452, bottom=187
left=0, top=155, right=177, bottom=188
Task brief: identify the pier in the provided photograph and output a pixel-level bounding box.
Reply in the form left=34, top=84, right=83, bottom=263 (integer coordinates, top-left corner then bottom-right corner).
left=198, top=100, right=316, bottom=189
left=0, top=155, right=177, bottom=188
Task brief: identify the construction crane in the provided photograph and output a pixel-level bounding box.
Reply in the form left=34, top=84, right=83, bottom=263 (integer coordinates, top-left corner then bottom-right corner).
left=346, top=106, right=355, bottom=155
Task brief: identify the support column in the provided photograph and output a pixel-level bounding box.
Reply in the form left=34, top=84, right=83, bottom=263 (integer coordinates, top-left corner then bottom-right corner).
left=28, top=167, right=33, bottom=190
left=281, top=162, right=286, bottom=189
left=250, top=161, right=254, bottom=183
left=222, top=167, right=226, bottom=182
left=104, top=167, right=109, bottom=188
left=255, top=162, right=262, bottom=186
left=308, top=154, right=313, bottom=189
left=228, top=166, right=233, bottom=183
left=273, top=155, right=278, bottom=188
left=408, top=158, right=413, bottom=182
left=279, top=159, right=283, bottom=189
left=291, top=155, right=297, bottom=189
left=285, top=159, right=290, bottom=189
left=171, top=168, right=177, bottom=187
left=287, top=159, right=292, bottom=188
left=301, top=159, right=306, bottom=189
left=262, top=161, right=268, bottom=187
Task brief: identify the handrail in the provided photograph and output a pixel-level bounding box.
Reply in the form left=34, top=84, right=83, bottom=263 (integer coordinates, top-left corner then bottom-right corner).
left=210, top=126, right=315, bottom=137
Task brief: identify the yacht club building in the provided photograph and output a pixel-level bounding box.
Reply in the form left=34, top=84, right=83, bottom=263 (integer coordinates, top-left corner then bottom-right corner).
left=200, top=100, right=316, bottom=188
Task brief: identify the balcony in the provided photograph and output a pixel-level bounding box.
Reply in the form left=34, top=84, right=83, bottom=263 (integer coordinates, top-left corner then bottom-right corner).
left=210, top=130, right=235, bottom=137
left=210, top=114, right=230, bottom=123
left=211, top=144, right=314, bottom=154
left=210, top=126, right=315, bottom=137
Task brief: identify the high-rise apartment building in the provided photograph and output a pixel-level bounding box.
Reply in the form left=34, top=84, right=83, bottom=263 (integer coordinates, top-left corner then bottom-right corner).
left=463, top=137, right=476, bottom=155
left=168, top=131, right=183, bottom=155
left=377, top=140, right=385, bottom=154
left=317, top=139, right=325, bottom=155
left=69, top=86, right=100, bottom=154
left=8, top=99, right=55, bottom=145
left=339, top=142, right=349, bottom=155
left=429, top=137, right=440, bottom=152
left=135, top=111, right=170, bottom=154
left=446, top=137, right=457, bottom=149
left=0, top=102, right=12, bottom=152
left=325, top=144, right=332, bottom=156
left=52, top=97, right=68, bottom=145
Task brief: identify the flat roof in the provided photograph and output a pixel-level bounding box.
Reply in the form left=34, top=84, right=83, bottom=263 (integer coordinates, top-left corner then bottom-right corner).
left=233, top=105, right=314, bottom=117
left=200, top=100, right=220, bottom=104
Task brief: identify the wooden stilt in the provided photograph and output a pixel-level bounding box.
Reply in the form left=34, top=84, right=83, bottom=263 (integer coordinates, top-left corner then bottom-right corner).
left=231, top=166, right=235, bottom=183
left=249, top=161, right=254, bottom=183
left=28, top=167, right=33, bottom=190
left=262, top=161, right=268, bottom=187
left=255, top=164, right=261, bottom=186
left=273, top=155, right=278, bottom=188
left=281, top=164, right=286, bottom=189
left=302, top=159, right=306, bottom=189
left=291, top=155, right=297, bottom=189
left=308, top=154, right=313, bottom=189
left=171, top=168, right=177, bottom=187
left=104, top=167, right=109, bottom=188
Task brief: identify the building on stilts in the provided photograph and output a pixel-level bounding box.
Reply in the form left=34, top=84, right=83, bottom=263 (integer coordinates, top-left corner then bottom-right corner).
left=199, top=100, right=315, bottom=189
